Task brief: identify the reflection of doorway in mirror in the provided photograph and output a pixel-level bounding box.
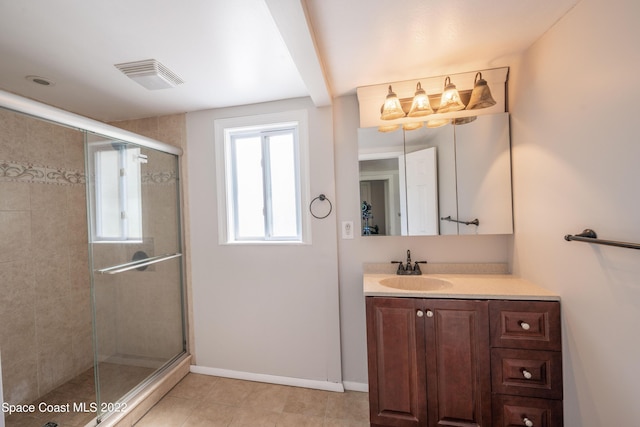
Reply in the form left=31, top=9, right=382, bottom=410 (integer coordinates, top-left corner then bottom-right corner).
left=358, top=158, right=401, bottom=236
left=360, top=180, right=386, bottom=234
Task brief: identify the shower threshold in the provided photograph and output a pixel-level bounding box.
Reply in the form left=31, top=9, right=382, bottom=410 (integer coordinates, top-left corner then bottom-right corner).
left=4, top=363, right=154, bottom=427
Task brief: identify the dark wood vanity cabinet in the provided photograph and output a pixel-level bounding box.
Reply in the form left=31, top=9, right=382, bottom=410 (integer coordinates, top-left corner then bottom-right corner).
left=366, top=297, right=491, bottom=427
left=490, top=300, right=563, bottom=426
left=366, top=297, right=563, bottom=427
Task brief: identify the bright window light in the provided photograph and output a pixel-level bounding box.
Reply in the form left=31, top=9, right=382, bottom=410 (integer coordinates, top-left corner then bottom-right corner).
left=90, top=142, right=143, bottom=242
left=215, top=111, right=309, bottom=244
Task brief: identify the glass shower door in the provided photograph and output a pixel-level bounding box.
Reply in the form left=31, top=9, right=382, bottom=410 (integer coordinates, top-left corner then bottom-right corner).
left=85, top=134, right=185, bottom=421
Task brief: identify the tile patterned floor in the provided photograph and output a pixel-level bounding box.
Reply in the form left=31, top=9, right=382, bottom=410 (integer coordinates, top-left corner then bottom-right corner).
left=134, top=373, right=370, bottom=427
left=4, top=363, right=155, bottom=427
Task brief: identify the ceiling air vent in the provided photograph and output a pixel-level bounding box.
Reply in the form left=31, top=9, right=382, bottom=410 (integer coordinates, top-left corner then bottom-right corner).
left=115, top=59, right=184, bottom=90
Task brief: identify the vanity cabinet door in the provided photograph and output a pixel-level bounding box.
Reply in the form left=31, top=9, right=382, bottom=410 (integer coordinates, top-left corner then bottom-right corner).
left=489, top=300, right=563, bottom=426
left=490, top=301, right=561, bottom=351
left=422, top=299, right=492, bottom=427
left=492, top=395, right=563, bottom=426
left=366, top=297, right=427, bottom=426
left=366, top=297, right=492, bottom=427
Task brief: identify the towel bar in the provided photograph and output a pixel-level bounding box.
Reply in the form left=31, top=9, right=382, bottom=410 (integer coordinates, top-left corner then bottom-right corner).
left=564, top=229, right=640, bottom=250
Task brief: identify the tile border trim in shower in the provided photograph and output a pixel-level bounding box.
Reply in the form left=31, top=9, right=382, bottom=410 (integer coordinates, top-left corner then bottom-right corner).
left=0, top=159, right=178, bottom=186
left=0, top=159, right=86, bottom=185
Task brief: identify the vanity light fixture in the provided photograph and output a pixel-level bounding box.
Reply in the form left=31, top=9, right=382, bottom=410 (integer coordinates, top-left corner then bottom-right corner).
left=453, top=116, right=477, bottom=125
left=407, top=82, right=434, bottom=117
left=466, top=72, right=496, bottom=110
left=378, top=124, right=401, bottom=132
left=376, top=70, right=499, bottom=132
left=403, top=121, right=423, bottom=131
left=437, top=76, right=466, bottom=113
left=380, top=85, right=405, bottom=120
left=426, top=118, right=450, bottom=128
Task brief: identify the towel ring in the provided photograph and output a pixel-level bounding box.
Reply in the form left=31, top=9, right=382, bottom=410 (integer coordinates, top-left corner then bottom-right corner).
left=309, top=194, right=332, bottom=219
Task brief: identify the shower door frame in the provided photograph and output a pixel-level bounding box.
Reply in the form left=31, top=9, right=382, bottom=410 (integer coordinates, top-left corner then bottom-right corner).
left=0, top=89, right=190, bottom=426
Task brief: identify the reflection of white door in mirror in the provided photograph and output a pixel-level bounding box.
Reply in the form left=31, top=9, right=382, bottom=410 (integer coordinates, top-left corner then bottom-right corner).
left=399, top=147, right=439, bottom=235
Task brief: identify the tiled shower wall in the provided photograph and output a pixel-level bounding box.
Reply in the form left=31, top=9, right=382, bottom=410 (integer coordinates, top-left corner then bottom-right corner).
left=0, top=108, right=188, bottom=405
left=0, top=108, right=92, bottom=404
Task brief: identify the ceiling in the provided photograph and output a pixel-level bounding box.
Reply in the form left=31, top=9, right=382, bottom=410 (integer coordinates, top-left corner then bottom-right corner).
left=0, top=0, right=580, bottom=122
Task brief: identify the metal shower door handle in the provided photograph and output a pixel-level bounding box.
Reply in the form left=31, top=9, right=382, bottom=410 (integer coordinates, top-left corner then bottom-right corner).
left=96, top=253, right=182, bottom=275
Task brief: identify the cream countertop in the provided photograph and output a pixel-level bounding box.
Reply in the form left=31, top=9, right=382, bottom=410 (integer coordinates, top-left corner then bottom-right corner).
left=363, top=273, right=560, bottom=301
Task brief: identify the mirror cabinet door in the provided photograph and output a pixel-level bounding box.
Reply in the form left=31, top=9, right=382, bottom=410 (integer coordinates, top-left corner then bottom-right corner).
left=454, top=113, right=513, bottom=235
left=357, top=112, right=513, bottom=236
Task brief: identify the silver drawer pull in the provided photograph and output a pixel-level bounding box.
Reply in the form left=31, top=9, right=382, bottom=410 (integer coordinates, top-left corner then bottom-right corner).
left=522, top=369, right=533, bottom=379
left=417, top=310, right=424, bottom=318
left=523, top=417, right=534, bottom=427
left=519, top=321, right=531, bottom=330
left=425, top=310, right=434, bottom=318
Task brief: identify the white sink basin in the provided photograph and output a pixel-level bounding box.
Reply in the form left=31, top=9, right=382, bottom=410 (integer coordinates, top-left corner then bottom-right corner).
left=379, top=276, right=452, bottom=291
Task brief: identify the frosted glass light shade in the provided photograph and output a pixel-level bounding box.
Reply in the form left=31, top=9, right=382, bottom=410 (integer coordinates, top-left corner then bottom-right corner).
left=380, top=85, right=405, bottom=120
left=378, top=124, right=401, bottom=133
left=437, top=77, right=466, bottom=113
left=403, top=121, right=423, bottom=131
left=466, top=72, right=496, bottom=110
left=407, top=82, right=434, bottom=117
left=453, top=116, right=477, bottom=125
left=426, top=118, right=450, bottom=128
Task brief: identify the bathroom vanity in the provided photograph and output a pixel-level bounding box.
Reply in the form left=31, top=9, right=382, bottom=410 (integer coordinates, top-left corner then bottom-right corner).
left=364, top=273, right=563, bottom=427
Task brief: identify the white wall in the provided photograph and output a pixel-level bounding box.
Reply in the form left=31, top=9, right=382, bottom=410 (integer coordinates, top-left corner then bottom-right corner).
left=333, top=95, right=511, bottom=388
left=186, top=97, right=342, bottom=388
left=509, top=0, right=640, bottom=425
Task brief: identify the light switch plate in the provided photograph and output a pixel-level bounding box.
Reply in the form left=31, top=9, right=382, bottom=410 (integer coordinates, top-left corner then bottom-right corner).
left=342, top=221, right=354, bottom=239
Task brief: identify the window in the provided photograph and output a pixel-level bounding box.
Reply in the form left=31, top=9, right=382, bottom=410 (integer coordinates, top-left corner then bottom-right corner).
left=216, top=111, right=310, bottom=244
left=89, top=142, right=145, bottom=242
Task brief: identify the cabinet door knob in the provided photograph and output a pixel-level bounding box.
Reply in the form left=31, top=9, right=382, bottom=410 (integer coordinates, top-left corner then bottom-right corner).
left=519, top=321, right=531, bottom=330
left=522, top=369, right=533, bottom=379
left=425, top=310, right=434, bottom=318
left=416, top=310, right=424, bottom=317
left=523, top=417, right=534, bottom=427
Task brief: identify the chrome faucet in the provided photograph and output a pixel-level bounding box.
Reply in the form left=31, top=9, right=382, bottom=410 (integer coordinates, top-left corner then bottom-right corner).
left=391, top=250, right=427, bottom=275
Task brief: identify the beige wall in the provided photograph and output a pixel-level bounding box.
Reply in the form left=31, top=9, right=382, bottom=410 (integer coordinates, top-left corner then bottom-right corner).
left=0, top=108, right=92, bottom=404
left=186, top=97, right=343, bottom=387
left=509, top=0, right=640, bottom=424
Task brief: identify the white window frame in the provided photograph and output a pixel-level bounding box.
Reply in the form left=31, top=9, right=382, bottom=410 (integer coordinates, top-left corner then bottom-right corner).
left=88, top=141, right=145, bottom=243
left=214, top=110, right=311, bottom=245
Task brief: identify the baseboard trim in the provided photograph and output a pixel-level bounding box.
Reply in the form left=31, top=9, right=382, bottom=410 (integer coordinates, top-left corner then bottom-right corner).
left=343, top=381, right=369, bottom=392
left=190, top=365, right=345, bottom=393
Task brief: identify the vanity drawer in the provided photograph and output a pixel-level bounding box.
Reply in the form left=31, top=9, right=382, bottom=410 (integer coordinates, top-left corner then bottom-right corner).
left=493, top=394, right=563, bottom=427
left=490, top=301, right=561, bottom=350
left=491, top=348, right=563, bottom=399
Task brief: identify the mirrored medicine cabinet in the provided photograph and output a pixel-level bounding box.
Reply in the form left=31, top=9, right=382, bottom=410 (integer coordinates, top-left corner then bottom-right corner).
left=358, top=112, right=513, bottom=236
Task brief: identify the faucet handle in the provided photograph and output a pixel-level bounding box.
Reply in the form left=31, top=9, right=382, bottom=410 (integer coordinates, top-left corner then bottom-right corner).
left=413, top=261, right=427, bottom=275
left=391, top=261, right=405, bottom=274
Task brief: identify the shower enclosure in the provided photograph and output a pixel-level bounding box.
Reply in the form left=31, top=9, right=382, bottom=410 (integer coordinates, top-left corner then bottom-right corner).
left=0, top=90, right=187, bottom=427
